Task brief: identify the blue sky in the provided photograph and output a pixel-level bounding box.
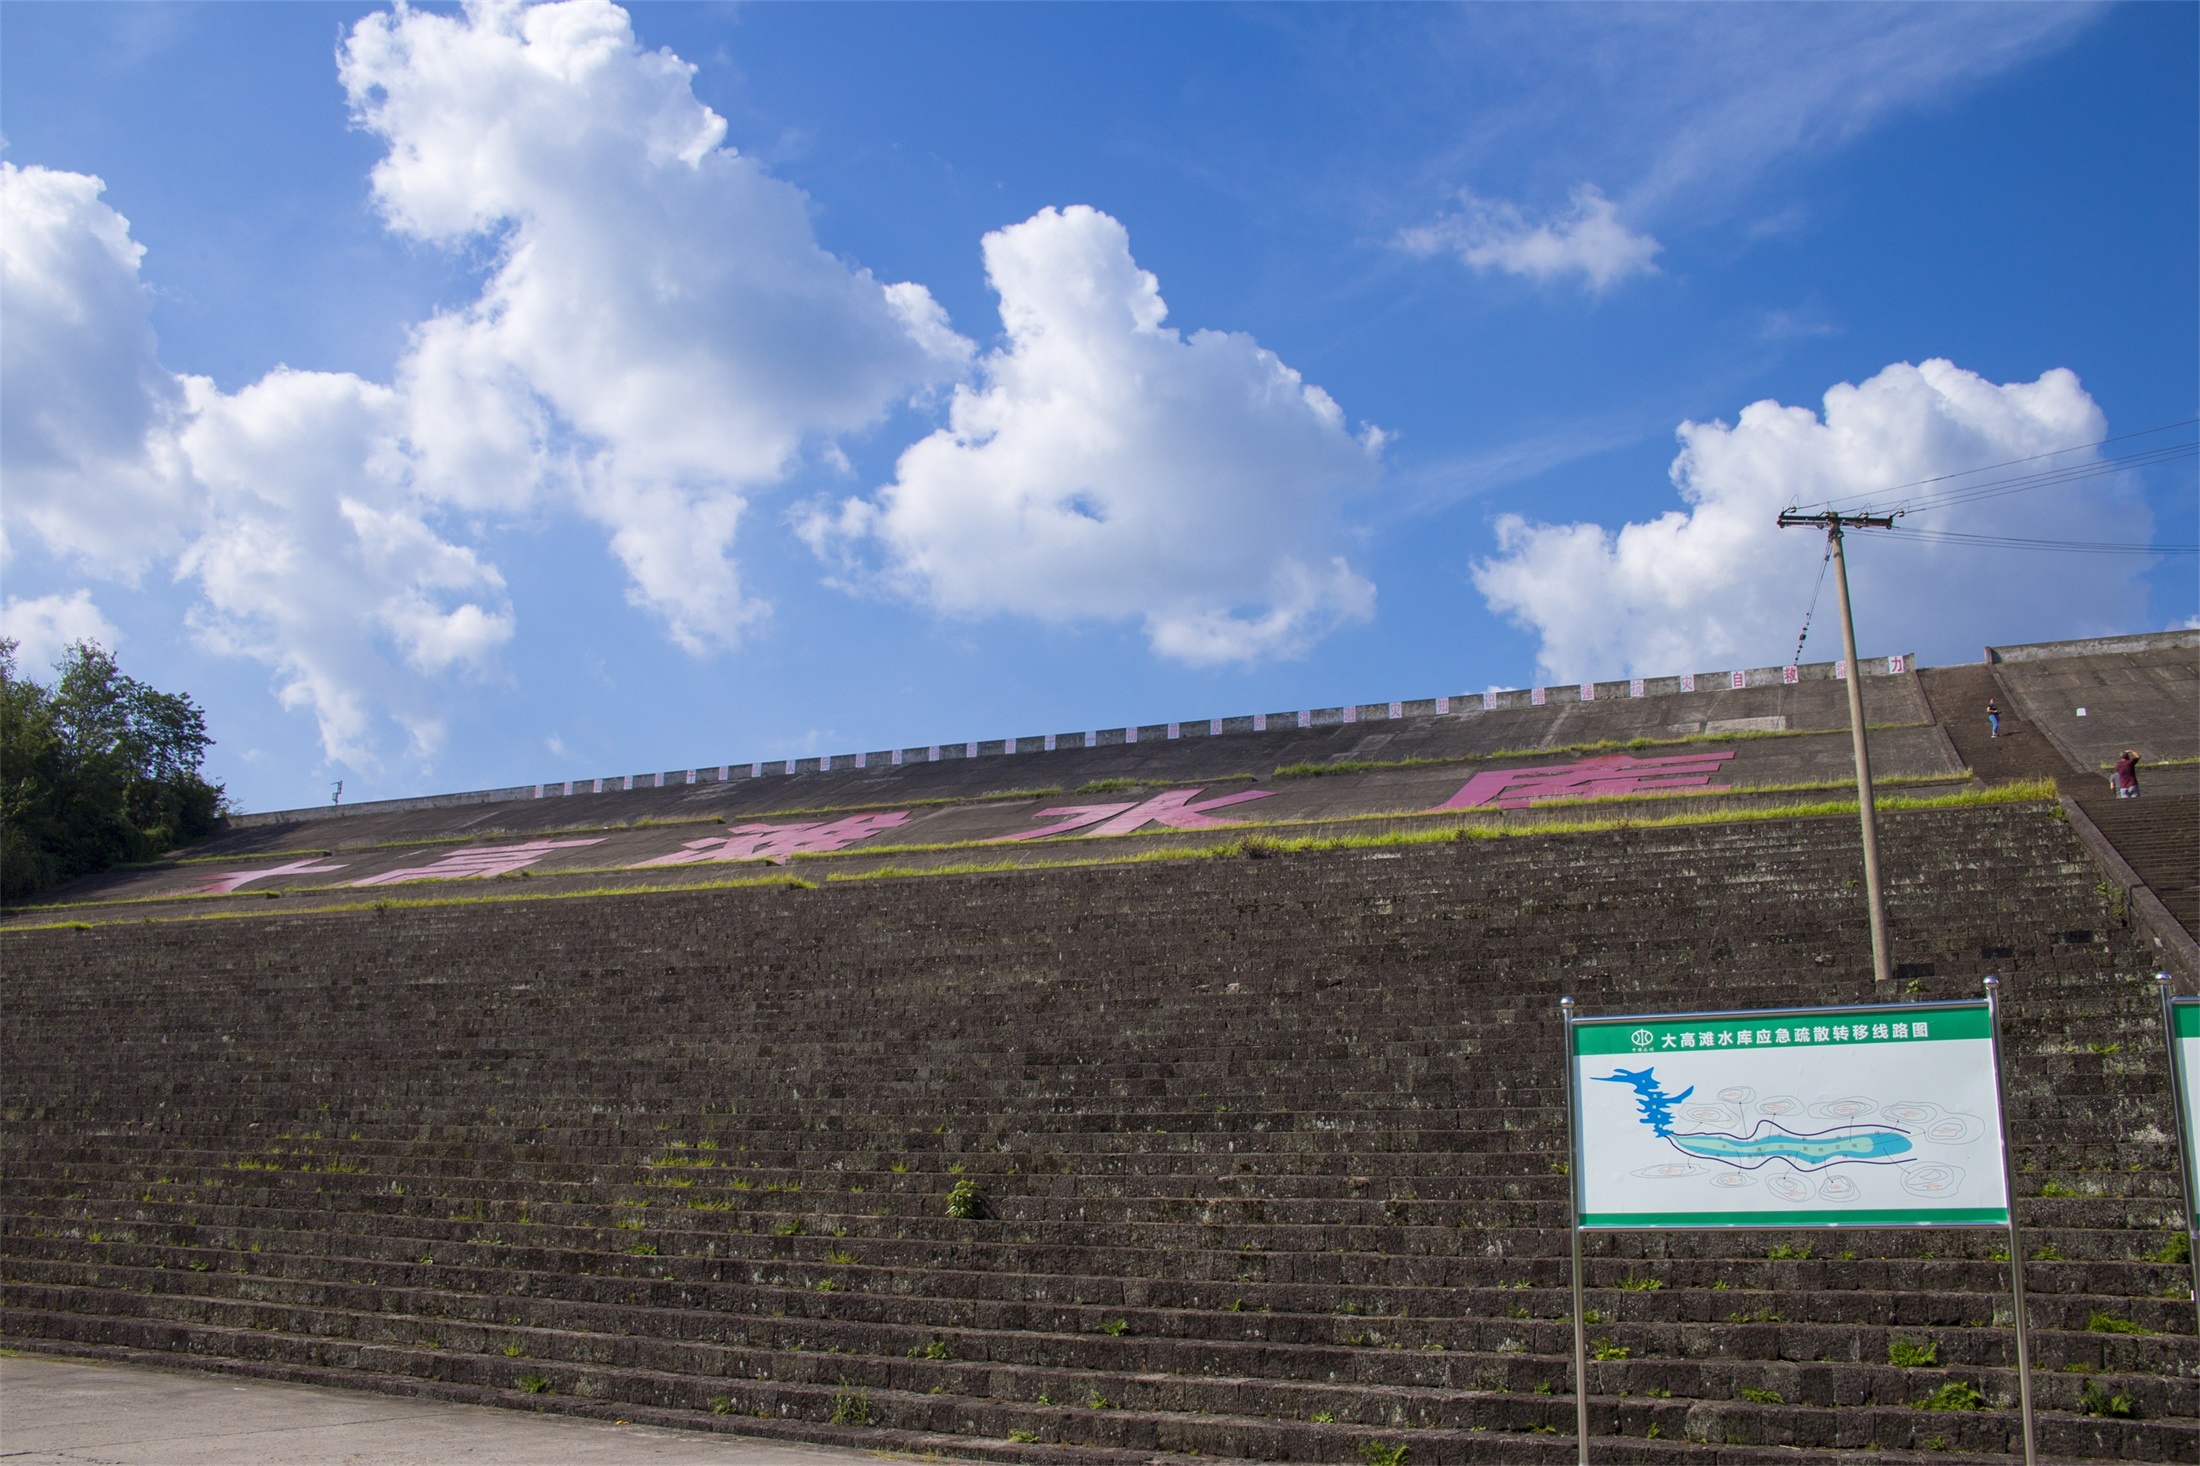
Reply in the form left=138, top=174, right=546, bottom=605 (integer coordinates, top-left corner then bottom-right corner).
left=3, top=1, right=2193, bottom=813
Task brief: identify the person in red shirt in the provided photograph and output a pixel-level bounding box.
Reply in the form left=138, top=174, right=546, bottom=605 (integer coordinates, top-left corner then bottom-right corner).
left=2114, top=749, right=2141, bottom=799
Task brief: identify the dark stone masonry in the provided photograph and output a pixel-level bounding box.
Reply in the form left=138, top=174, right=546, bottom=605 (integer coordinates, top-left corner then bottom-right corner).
left=5, top=801, right=2196, bottom=1464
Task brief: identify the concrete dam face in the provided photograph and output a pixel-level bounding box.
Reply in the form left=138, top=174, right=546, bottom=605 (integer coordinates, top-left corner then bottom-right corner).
left=5, top=632, right=2196, bottom=1463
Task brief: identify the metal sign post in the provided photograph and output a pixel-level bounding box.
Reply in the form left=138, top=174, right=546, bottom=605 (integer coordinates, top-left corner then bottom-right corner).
left=2157, top=975, right=2200, bottom=1333
left=1983, top=977, right=2037, bottom=1466
left=1562, top=982, right=2033, bottom=1464
left=1560, top=997, right=1589, bottom=1464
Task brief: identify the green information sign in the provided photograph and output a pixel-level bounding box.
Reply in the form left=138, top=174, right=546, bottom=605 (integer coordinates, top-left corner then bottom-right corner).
left=1569, top=1001, right=2009, bottom=1229
left=2170, top=998, right=2200, bottom=1190
left=2159, top=990, right=2200, bottom=1337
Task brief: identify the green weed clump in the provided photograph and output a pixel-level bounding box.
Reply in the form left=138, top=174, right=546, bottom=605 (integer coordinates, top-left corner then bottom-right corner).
left=515, top=1373, right=552, bottom=1395
left=1915, top=1381, right=1985, bottom=1411
left=1888, top=1339, right=1939, bottom=1368
left=1358, top=1440, right=1409, bottom=1466
left=2085, top=1312, right=2151, bottom=1335
left=945, top=1179, right=987, bottom=1220
left=2078, top=1380, right=2136, bottom=1418
left=827, top=1382, right=871, bottom=1426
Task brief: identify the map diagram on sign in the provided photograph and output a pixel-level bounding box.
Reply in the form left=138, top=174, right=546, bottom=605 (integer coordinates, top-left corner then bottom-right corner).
left=1592, top=1067, right=1982, bottom=1204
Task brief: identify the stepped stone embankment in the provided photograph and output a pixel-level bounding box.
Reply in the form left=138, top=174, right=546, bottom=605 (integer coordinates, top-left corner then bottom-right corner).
left=5, top=801, right=2196, bottom=1464
left=1918, top=653, right=2198, bottom=966
left=6, top=669, right=1958, bottom=918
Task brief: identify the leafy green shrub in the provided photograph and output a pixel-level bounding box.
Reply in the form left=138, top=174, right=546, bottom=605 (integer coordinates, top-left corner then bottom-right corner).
left=2148, top=1233, right=2191, bottom=1264
left=2086, top=1312, right=2151, bottom=1335
left=828, top=1383, right=871, bottom=1426
left=945, top=1179, right=988, bottom=1220
left=1888, top=1339, right=1939, bottom=1368
left=1915, top=1381, right=1985, bottom=1411
left=2078, top=1380, right=2136, bottom=1418
left=2, top=639, right=227, bottom=901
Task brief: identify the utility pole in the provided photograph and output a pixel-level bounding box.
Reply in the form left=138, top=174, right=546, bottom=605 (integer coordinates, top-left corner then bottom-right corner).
left=1778, top=510, right=1896, bottom=983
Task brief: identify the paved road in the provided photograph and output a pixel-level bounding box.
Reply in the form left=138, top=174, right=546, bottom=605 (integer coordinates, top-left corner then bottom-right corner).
left=0, top=1353, right=890, bottom=1465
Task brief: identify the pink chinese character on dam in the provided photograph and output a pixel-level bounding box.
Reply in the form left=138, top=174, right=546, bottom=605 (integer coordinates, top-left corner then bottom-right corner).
left=1430, top=750, right=1736, bottom=811
left=189, top=856, right=349, bottom=895
left=630, top=811, right=911, bottom=867
left=990, top=787, right=1273, bottom=842
left=350, top=838, right=605, bottom=887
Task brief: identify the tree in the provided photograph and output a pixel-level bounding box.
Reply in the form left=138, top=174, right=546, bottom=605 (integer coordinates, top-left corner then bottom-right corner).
left=1, top=639, right=227, bottom=901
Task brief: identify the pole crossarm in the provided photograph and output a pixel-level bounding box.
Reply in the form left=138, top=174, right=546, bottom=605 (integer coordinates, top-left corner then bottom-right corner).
left=1776, top=510, right=1896, bottom=531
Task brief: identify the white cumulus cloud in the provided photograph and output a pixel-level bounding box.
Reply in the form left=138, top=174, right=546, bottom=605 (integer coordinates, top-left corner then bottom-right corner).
left=1, top=164, right=512, bottom=766
left=1473, top=359, right=2151, bottom=681
left=804, top=205, right=1381, bottom=664
left=1, top=590, right=124, bottom=675
left=2, top=0, right=970, bottom=768
left=175, top=366, right=515, bottom=764
left=342, top=0, right=969, bottom=650
left=0, top=163, right=197, bottom=575
left=1399, top=184, right=1660, bottom=295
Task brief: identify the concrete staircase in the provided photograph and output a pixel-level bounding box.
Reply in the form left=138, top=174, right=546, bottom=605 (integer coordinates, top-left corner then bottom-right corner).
left=1924, top=663, right=2197, bottom=952
left=2076, top=796, right=2200, bottom=943
left=1921, top=665, right=2064, bottom=788
left=4, top=804, right=2195, bottom=1463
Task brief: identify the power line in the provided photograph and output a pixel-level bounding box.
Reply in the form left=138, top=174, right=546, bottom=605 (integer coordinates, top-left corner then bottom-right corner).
left=1795, top=439, right=2197, bottom=519
left=1888, top=442, right=2196, bottom=518
left=1852, top=526, right=2198, bottom=555
left=1801, top=415, right=2199, bottom=515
